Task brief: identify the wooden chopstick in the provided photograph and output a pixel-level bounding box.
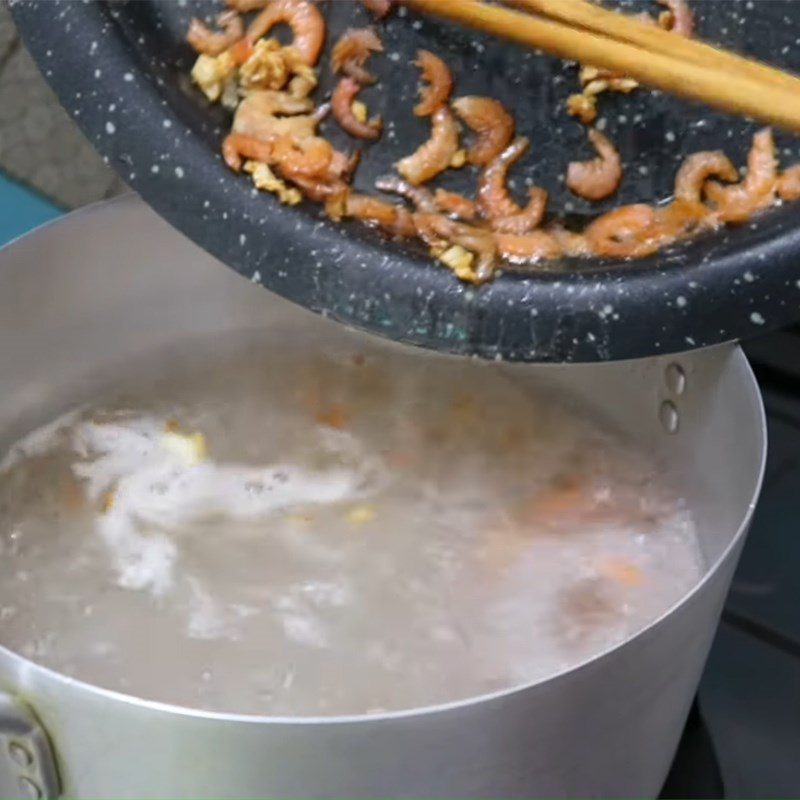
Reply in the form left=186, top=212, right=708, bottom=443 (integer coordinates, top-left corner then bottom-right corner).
left=505, top=0, right=800, bottom=95
left=403, top=0, right=800, bottom=133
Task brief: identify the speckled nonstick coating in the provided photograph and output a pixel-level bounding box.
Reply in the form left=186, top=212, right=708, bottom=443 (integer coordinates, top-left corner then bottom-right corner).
left=10, top=0, right=800, bottom=362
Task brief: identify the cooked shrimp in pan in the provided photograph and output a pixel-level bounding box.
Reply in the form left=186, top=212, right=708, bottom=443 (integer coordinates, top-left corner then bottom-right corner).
left=361, top=0, right=393, bottom=19
left=452, top=96, right=515, bottom=166
left=375, top=176, right=437, bottom=212
left=289, top=174, right=348, bottom=203
left=232, top=92, right=327, bottom=147
left=434, top=189, right=477, bottom=220
left=246, top=0, right=325, bottom=65
left=549, top=226, right=592, bottom=258
left=566, top=129, right=622, bottom=201
left=332, top=78, right=382, bottom=140
left=706, top=129, right=778, bottom=223
left=332, top=28, right=383, bottom=85
left=491, top=188, right=548, bottom=235
left=272, top=136, right=335, bottom=177
left=477, top=137, right=529, bottom=220
left=346, top=194, right=416, bottom=238
left=657, top=0, right=695, bottom=36
left=232, top=90, right=318, bottom=141
left=674, top=151, right=738, bottom=204
left=586, top=199, right=712, bottom=259
left=286, top=148, right=359, bottom=194
left=494, top=230, right=562, bottom=264
left=478, top=137, right=548, bottom=233
left=413, top=51, right=454, bottom=117
left=188, top=11, right=244, bottom=56
left=778, top=165, right=800, bottom=201
left=585, top=204, right=662, bottom=259
left=414, top=213, right=497, bottom=283
left=654, top=199, right=715, bottom=240
left=397, top=107, right=459, bottom=185
left=226, top=0, right=269, bottom=11
left=224, top=130, right=340, bottom=181
left=223, top=132, right=276, bottom=171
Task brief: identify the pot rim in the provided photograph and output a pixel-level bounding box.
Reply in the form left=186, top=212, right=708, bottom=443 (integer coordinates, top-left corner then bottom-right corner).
left=0, top=196, right=769, bottom=725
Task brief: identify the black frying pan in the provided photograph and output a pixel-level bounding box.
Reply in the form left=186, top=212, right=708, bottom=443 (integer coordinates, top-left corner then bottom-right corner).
left=11, top=0, right=800, bottom=362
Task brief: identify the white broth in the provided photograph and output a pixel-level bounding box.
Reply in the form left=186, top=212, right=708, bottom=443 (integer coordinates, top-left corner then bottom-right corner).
left=0, top=335, right=702, bottom=715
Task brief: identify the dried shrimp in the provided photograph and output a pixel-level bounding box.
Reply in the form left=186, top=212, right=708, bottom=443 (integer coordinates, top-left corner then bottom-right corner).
left=414, top=51, right=454, bottom=117
left=495, top=231, right=562, bottom=264
left=188, top=12, right=244, bottom=56
left=452, top=96, right=515, bottom=166
left=706, top=128, right=778, bottom=222
left=477, top=137, right=547, bottom=233
left=186, top=0, right=800, bottom=284
left=361, top=0, right=393, bottom=19
left=658, top=0, right=695, bottom=36
left=778, top=165, right=800, bottom=201
left=674, top=151, right=738, bottom=204
left=434, top=189, right=477, bottom=221
left=332, top=77, right=382, bottom=140
left=246, top=0, right=325, bottom=66
left=397, top=107, right=459, bottom=186
left=332, top=28, right=383, bottom=84
left=566, top=129, right=622, bottom=201
left=375, top=176, right=438, bottom=212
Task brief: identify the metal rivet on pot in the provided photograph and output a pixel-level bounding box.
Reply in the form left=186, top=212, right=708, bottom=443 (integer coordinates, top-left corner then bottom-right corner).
left=659, top=400, right=679, bottom=434
left=665, top=363, right=686, bottom=396
left=8, top=741, right=33, bottom=767
left=17, top=777, right=42, bottom=800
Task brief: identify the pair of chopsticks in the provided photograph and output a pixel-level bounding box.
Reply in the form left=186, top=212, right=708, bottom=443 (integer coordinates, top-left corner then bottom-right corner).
left=404, top=0, right=800, bottom=133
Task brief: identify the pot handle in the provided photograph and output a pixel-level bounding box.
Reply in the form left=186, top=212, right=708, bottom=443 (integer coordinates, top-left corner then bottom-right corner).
left=0, top=692, right=60, bottom=799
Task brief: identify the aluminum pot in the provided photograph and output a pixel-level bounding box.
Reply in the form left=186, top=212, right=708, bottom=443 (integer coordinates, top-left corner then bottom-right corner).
left=0, top=195, right=766, bottom=799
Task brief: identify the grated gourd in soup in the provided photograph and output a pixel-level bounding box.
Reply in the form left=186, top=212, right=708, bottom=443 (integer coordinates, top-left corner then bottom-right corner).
left=0, top=336, right=703, bottom=715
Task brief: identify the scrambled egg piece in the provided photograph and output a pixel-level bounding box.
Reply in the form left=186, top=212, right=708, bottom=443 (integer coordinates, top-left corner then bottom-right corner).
left=346, top=506, right=376, bottom=525
left=568, top=65, right=639, bottom=124
left=450, top=149, right=467, bottom=169
left=161, top=431, right=208, bottom=465
left=351, top=100, right=368, bottom=124
left=579, top=66, right=639, bottom=93
left=239, top=38, right=289, bottom=90
left=239, top=40, right=318, bottom=94
left=191, top=51, right=236, bottom=103
left=437, top=244, right=476, bottom=282
left=244, top=160, right=303, bottom=205
left=101, top=490, right=115, bottom=513
left=567, top=92, right=598, bottom=125
left=286, top=513, right=314, bottom=524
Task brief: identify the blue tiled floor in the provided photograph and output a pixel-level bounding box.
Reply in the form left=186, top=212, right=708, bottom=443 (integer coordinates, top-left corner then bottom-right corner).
left=0, top=171, right=62, bottom=246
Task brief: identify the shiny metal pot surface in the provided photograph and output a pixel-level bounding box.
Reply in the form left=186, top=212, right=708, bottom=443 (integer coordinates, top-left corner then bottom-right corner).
left=0, top=196, right=766, bottom=799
